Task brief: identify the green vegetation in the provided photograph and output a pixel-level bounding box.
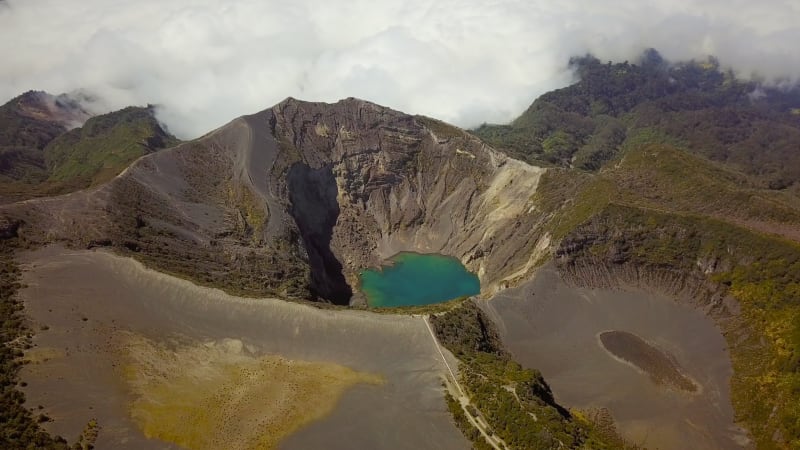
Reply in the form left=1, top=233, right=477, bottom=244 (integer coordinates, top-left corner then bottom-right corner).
left=0, top=96, right=67, bottom=190
left=443, top=390, right=494, bottom=450
left=611, top=140, right=800, bottom=226
left=473, top=49, right=800, bottom=194
left=531, top=169, right=615, bottom=239
left=415, top=115, right=466, bottom=141
left=75, top=419, right=99, bottom=450
left=0, top=94, right=178, bottom=203
left=527, top=126, right=800, bottom=448
left=367, top=295, right=469, bottom=315
left=431, top=301, right=635, bottom=449
left=532, top=138, right=800, bottom=244
left=557, top=204, right=800, bottom=448
left=44, top=106, right=179, bottom=187
left=0, top=238, right=74, bottom=448
left=493, top=57, right=800, bottom=445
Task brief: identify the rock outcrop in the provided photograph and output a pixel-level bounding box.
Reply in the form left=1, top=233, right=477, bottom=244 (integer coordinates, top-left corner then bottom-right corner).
left=1, top=98, right=552, bottom=304
left=553, top=205, right=740, bottom=320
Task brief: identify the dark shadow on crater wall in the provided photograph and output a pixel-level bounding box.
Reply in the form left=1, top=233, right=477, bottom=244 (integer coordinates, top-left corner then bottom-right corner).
left=287, top=163, right=352, bottom=305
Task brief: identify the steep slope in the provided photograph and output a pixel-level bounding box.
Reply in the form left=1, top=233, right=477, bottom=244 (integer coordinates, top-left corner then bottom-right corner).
left=554, top=204, right=800, bottom=449
left=493, top=121, right=798, bottom=449
left=472, top=51, right=800, bottom=445
left=1, top=98, right=552, bottom=304
left=516, top=127, right=800, bottom=448
left=43, top=106, right=179, bottom=189
left=0, top=91, right=89, bottom=185
left=0, top=94, right=178, bottom=204
left=4, top=92, right=798, bottom=448
left=473, top=50, right=800, bottom=195
left=432, top=301, right=632, bottom=449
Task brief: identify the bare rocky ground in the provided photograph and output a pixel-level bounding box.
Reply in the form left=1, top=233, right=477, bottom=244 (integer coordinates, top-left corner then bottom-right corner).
left=17, top=246, right=469, bottom=450
left=0, top=98, right=552, bottom=307
left=481, top=264, right=751, bottom=450
left=2, top=97, right=749, bottom=449
left=17, top=244, right=748, bottom=450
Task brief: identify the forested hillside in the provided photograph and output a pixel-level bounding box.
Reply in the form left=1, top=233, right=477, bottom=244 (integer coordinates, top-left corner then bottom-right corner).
left=483, top=50, right=800, bottom=448
left=431, top=301, right=636, bottom=449
left=474, top=50, right=800, bottom=194
left=0, top=93, right=179, bottom=203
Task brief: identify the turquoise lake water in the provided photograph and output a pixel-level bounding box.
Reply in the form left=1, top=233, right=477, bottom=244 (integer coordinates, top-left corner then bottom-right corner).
left=359, top=252, right=480, bottom=308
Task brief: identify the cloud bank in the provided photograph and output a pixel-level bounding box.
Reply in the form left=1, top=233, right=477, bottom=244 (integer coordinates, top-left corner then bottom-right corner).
left=1, top=0, right=799, bottom=138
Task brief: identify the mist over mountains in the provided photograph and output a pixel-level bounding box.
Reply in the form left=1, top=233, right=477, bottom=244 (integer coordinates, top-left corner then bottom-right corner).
left=1, top=0, right=799, bottom=138
left=2, top=3, right=800, bottom=448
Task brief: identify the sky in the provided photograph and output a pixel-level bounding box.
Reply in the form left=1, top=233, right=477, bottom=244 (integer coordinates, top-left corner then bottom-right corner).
left=1, top=0, right=799, bottom=138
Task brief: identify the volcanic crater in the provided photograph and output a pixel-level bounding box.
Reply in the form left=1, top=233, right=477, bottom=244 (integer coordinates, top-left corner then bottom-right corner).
left=1, top=97, right=745, bottom=449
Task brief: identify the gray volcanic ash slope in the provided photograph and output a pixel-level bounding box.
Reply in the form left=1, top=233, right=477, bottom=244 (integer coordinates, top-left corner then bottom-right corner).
left=2, top=98, right=550, bottom=304
left=5, top=91, right=796, bottom=448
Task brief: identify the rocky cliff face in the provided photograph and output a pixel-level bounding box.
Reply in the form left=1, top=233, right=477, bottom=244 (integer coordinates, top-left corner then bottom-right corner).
left=1, top=98, right=552, bottom=304
left=553, top=205, right=740, bottom=320
left=551, top=202, right=800, bottom=448
left=270, top=99, right=551, bottom=302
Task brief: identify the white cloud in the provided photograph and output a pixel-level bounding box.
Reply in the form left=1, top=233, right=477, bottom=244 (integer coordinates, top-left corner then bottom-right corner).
left=1, top=0, right=798, bottom=138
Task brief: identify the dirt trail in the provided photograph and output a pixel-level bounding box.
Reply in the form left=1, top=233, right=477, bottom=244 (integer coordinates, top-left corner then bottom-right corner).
left=423, top=315, right=508, bottom=450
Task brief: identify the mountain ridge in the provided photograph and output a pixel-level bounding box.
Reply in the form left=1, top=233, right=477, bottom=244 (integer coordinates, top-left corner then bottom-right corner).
left=473, top=50, right=800, bottom=195
left=0, top=93, right=179, bottom=204
left=0, top=97, right=552, bottom=305
left=1, top=53, right=800, bottom=448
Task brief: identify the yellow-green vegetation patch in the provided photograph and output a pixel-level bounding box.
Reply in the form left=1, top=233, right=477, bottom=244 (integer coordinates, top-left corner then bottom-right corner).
left=226, top=181, right=267, bottom=243
left=122, top=334, right=383, bottom=450
left=533, top=169, right=616, bottom=239
left=45, top=106, right=179, bottom=187
left=611, top=143, right=800, bottom=227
